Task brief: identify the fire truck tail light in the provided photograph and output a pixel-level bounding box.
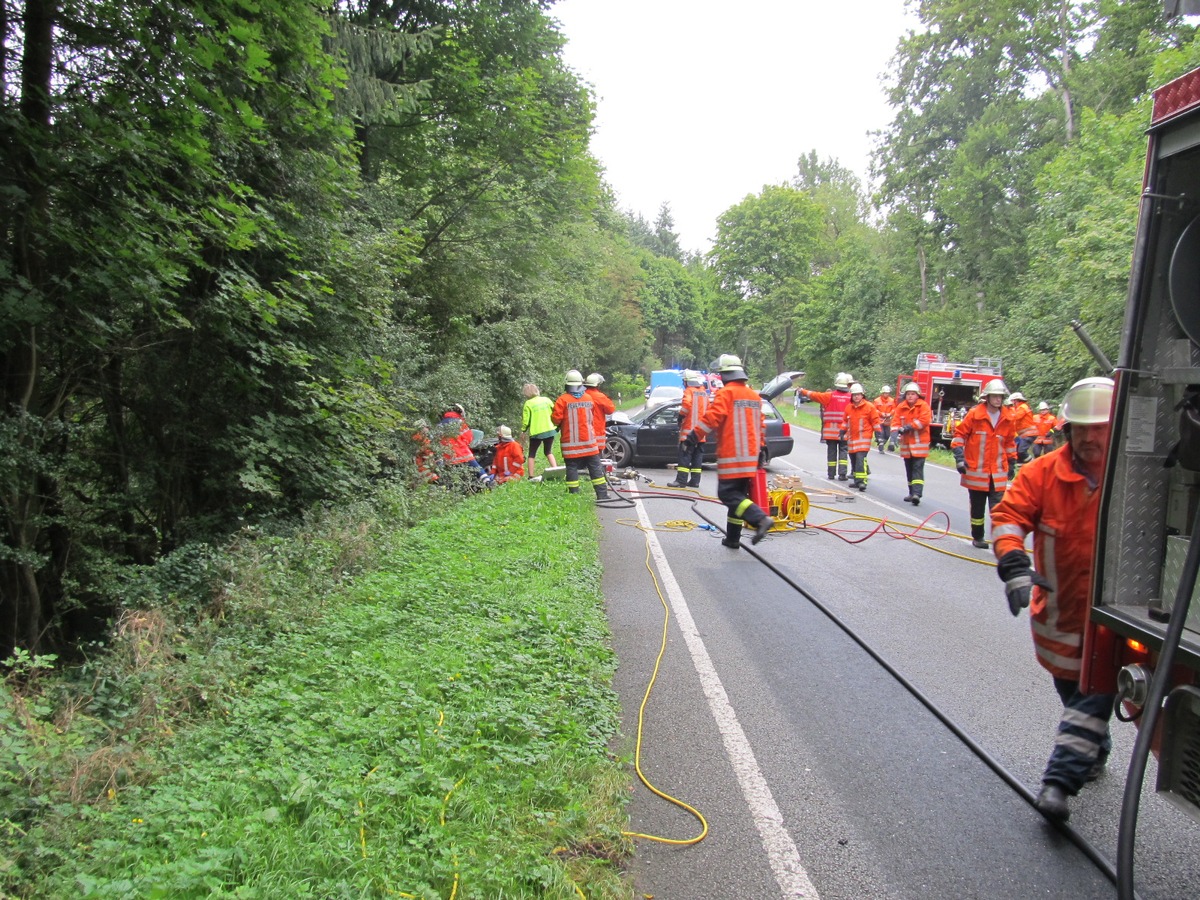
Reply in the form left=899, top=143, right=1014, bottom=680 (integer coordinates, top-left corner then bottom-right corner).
left=1127, top=639, right=1150, bottom=655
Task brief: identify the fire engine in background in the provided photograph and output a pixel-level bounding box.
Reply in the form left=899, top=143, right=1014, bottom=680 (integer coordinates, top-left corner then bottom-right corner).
left=1075, top=62, right=1200, bottom=894
left=894, top=353, right=1004, bottom=447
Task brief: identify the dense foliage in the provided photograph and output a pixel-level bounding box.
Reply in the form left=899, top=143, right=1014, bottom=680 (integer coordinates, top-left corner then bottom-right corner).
left=1, top=1, right=1198, bottom=660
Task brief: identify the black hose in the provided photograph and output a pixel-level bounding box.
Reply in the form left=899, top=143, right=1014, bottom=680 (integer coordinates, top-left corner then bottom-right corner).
left=685, top=500, right=1133, bottom=892
left=1117, top=502, right=1200, bottom=900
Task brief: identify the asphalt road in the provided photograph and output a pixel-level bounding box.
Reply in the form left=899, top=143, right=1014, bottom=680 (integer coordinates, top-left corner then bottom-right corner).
left=595, top=428, right=1200, bottom=900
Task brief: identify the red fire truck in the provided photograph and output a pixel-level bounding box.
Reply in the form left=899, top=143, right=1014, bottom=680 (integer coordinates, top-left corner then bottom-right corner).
left=894, top=353, right=1004, bottom=447
left=1080, top=62, right=1200, bottom=846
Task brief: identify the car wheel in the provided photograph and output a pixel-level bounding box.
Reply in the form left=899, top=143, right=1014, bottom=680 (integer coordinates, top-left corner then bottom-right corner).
left=606, top=435, right=633, bottom=467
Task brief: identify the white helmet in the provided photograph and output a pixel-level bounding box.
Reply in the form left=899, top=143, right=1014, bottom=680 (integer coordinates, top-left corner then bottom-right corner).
left=834, top=372, right=851, bottom=390
left=565, top=369, right=584, bottom=388
left=881, top=385, right=892, bottom=393
left=1061, top=376, right=1115, bottom=425
left=1010, top=391, right=1026, bottom=402
left=902, top=382, right=920, bottom=395
left=849, top=382, right=865, bottom=396
left=981, top=378, right=1008, bottom=398
left=684, top=369, right=705, bottom=387
left=1038, top=401, right=1050, bottom=411
left=718, top=354, right=748, bottom=381
left=497, top=425, right=513, bottom=440
left=584, top=372, right=605, bottom=387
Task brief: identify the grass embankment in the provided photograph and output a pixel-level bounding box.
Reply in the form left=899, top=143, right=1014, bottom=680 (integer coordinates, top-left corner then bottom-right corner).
left=2, top=483, right=632, bottom=898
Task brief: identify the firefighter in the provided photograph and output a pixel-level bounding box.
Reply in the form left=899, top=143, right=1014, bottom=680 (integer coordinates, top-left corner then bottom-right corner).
left=1008, top=391, right=1038, bottom=461
left=991, top=376, right=1116, bottom=823
left=434, top=405, right=485, bottom=490
left=684, top=354, right=774, bottom=547
left=551, top=370, right=609, bottom=500
left=798, top=372, right=853, bottom=480
left=1031, top=401, right=1057, bottom=458
left=950, top=379, right=1018, bottom=549
left=839, top=383, right=881, bottom=492
left=489, top=425, right=525, bottom=484
left=584, top=372, right=615, bottom=458
left=892, top=382, right=932, bottom=506
left=874, top=385, right=896, bottom=452
left=671, top=370, right=710, bottom=489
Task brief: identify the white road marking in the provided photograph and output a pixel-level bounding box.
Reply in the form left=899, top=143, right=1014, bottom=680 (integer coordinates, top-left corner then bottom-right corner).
left=634, top=498, right=820, bottom=899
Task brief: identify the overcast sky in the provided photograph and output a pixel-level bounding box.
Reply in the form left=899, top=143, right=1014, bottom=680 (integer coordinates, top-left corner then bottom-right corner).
left=551, top=0, right=918, bottom=254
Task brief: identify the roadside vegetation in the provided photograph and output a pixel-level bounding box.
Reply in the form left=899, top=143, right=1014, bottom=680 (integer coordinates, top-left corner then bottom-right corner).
left=1, top=483, right=632, bottom=898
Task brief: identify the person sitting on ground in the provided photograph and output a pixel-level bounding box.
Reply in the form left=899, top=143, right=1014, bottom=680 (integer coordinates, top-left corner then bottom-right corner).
left=490, top=425, right=525, bottom=484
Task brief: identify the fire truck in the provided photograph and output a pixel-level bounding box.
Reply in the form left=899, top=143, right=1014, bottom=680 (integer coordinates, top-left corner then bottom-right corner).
left=894, top=353, right=1004, bottom=447
left=1079, top=61, right=1200, bottom=853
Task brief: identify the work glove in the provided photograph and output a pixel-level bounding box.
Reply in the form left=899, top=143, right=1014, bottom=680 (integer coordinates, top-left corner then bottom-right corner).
left=1007, top=460, right=1017, bottom=480
left=898, top=425, right=912, bottom=436
left=952, top=446, right=966, bottom=474
left=996, top=550, right=1053, bottom=616
left=683, top=432, right=699, bottom=451
left=838, top=430, right=847, bottom=442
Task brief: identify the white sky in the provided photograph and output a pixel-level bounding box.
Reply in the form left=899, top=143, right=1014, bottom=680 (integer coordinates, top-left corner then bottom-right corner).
left=551, top=0, right=918, bottom=254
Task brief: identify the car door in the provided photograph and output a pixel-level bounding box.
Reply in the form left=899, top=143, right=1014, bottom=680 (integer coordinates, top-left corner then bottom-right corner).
left=636, top=403, right=681, bottom=462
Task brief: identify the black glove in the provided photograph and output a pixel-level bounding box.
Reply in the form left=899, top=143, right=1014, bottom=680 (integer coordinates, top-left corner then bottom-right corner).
left=898, top=425, right=912, bottom=436
left=683, top=432, right=699, bottom=451
left=952, top=447, right=966, bottom=474
left=1007, top=460, right=1018, bottom=480
left=838, top=430, right=847, bottom=442
left=996, top=550, right=1053, bottom=616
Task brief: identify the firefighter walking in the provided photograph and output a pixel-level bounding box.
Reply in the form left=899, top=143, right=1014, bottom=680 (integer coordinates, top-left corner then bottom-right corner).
left=799, top=372, right=853, bottom=480
left=684, top=355, right=774, bottom=547
left=839, top=383, right=881, bottom=492
left=950, top=379, right=1018, bottom=549
left=892, top=382, right=932, bottom=506
left=671, top=370, right=710, bottom=489
left=552, top=370, right=609, bottom=501
left=874, top=385, right=896, bottom=452
left=991, top=377, right=1116, bottom=822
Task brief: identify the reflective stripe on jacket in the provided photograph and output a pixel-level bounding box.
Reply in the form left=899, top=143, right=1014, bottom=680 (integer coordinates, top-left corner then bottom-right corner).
left=552, top=393, right=599, bottom=459
left=892, top=398, right=932, bottom=458
left=801, top=388, right=851, bottom=440
left=679, top=386, right=710, bottom=441
left=693, top=380, right=763, bottom=479
left=951, top=403, right=1017, bottom=491
left=840, top=400, right=881, bottom=453
left=585, top=387, right=615, bottom=454
left=1010, top=402, right=1037, bottom=438
left=991, top=445, right=1098, bottom=679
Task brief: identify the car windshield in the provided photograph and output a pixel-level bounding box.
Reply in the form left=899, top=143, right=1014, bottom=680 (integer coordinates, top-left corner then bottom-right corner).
left=631, top=402, right=679, bottom=425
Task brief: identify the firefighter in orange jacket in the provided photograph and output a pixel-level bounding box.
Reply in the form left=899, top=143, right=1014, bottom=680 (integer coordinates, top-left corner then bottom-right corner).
left=839, top=383, right=881, bottom=492
left=584, top=373, right=615, bottom=457
left=991, top=377, right=1115, bottom=823
left=552, top=370, right=609, bottom=500
left=434, top=405, right=484, bottom=488
left=874, top=385, right=896, bottom=452
left=1031, top=401, right=1057, bottom=458
left=671, top=370, right=710, bottom=489
left=489, top=425, right=525, bottom=484
left=1008, top=391, right=1038, bottom=461
left=685, top=355, right=774, bottom=548
left=950, top=379, right=1018, bottom=549
left=799, top=372, right=853, bottom=480
left=892, top=381, right=932, bottom=506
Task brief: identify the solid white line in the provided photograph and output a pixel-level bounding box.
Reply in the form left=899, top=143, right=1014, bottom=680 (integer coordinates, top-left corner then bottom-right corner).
left=633, top=498, right=820, bottom=899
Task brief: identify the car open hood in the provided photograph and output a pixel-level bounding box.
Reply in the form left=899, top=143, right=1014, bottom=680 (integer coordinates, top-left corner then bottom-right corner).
left=759, top=371, right=805, bottom=401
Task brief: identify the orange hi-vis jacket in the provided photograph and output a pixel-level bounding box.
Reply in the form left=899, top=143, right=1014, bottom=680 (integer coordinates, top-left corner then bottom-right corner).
left=1010, top=401, right=1037, bottom=439
left=692, top=380, right=764, bottom=480
left=874, top=394, right=896, bottom=425
left=1033, top=411, right=1057, bottom=445
left=892, top=397, right=932, bottom=458
left=584, top=387, right=615, bottom=454
left=800, top=387, right=852, bottom=441
left=490, top=440, right=525, bottom=482
left=435, top=414, right=476, bottom=465
left=991, top=445, right=1100, bottom=679
left=552, top=392, right=600, bottom=459
left=678, top=385, right=710, bottom=441
left=951, top=403, right=1018, bottom=491
left=840, top=399, right=881, bottom=453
